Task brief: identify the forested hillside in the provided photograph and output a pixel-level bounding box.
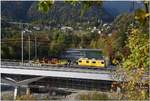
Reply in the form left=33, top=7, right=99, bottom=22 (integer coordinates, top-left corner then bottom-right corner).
left=1, top=1, right=146, bottom=62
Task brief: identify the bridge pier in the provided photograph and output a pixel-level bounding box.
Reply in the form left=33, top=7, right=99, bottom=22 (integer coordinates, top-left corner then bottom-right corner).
left=14, top=86, right=31, bottom=99
left=26, top=86, right=30, bottom=95
left=14, top=86, right=18, bottom=100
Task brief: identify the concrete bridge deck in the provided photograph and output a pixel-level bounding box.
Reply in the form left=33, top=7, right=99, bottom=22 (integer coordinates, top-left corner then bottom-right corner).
left=1, top=61, right=118, bottom=81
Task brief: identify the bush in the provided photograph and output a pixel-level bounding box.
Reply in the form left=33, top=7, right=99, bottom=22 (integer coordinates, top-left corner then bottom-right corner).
left=16, top=94, right=36, bottom=100
left=77, top=92, right=109, bottom=100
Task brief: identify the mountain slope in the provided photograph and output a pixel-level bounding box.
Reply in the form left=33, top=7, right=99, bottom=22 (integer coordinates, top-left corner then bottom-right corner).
left=1, top=1, right=144, bottom=23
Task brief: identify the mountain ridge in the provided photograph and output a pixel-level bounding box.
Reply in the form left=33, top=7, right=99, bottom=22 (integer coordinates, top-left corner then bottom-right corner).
left=1, top=1, right=143, bottom=23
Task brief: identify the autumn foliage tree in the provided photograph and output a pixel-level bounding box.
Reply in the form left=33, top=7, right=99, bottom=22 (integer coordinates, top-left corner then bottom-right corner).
left=118, top=28, right=149, bottom=100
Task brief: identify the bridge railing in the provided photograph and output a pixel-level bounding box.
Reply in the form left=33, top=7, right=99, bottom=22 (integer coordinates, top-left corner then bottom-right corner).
left=1, top=61, right=20, bottom=66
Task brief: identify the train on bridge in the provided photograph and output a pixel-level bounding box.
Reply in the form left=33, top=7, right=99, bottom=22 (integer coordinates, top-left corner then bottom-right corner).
left=32, top=48, right=107, bottom=69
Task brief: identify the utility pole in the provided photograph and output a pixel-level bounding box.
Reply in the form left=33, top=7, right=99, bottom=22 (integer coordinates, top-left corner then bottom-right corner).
left=21, top=28, right=32, bottom=64
left=21, top=31, right=25, bottom=64
left=28, top=35, right=31, bottom=62
left=35, top=36, right=37, bottom=59
left=24, top=28, right=32, bottom=63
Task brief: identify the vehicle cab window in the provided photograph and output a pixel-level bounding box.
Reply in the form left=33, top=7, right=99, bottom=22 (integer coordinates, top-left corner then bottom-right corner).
left=92, top=61, right=96, bottom=64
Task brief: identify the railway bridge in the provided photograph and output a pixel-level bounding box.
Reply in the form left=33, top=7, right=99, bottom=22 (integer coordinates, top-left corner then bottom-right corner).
left=1, top=61, right=119, bottom=99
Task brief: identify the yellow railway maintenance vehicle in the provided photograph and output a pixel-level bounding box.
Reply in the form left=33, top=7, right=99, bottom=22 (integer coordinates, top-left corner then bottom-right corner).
left=77, top=58, right=105, bottom=68
left=62, top=48, right=106, bottom=68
